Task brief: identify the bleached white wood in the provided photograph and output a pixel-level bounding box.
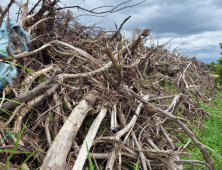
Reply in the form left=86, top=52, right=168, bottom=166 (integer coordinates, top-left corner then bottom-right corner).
left=111, top=104, right=117, bottom=130
left=73, top=107, right=107, bottom=170
left=131, top=131, right=148, bottom=170
left=18, top=0, right=29, bottom=27
left=40, top=99, right=92, bottom=170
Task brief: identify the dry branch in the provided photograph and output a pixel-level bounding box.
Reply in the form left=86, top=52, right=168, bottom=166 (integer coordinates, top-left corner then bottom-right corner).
left=53, top=92, right=61, bottom=136
left=115, top=95, right=149, bottom=140
left=11, top=83, right=60, bottom=133
left=0, top=0, right=15, bottom=26
left=131, top=92, right=214, bottom=169
left=41, top=90, right=99, bottom=170
left=131, top=131, right=149, bottom=170
left=73, top=107, right=107, bottom=170
left=17, top=0, right=29, bottom=27
left=0, top=69, right=59, bottom=114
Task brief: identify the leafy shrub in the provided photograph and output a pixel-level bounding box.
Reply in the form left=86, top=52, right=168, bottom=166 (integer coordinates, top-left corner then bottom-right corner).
left=209, top=43, right=222, bottom=85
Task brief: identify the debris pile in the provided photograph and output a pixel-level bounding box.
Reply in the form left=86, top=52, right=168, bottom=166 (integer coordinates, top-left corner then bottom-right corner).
left=0, top=1, right=219, bottom=170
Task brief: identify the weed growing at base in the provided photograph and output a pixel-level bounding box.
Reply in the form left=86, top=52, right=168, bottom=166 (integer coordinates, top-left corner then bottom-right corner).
left=199, top=92, right=222, bottom=169
left=178, top=92, right=222, bottom=170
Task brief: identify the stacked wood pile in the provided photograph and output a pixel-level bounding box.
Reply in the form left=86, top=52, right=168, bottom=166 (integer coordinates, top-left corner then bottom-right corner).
left=0, top=0, right=219, bottom=170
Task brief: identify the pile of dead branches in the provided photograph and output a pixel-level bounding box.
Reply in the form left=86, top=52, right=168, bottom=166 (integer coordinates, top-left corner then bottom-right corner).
left=0, top=1, right=220, bottom=170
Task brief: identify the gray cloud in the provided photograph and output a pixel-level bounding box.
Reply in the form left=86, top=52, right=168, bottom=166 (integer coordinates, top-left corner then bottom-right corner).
left=1, top=0, right=222, bottom=63
left=69, top=0, right=222, bottom=63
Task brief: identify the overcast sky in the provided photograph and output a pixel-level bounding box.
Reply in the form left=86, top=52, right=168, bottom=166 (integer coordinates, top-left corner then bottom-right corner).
left=2, top=0, right=222, bottom=63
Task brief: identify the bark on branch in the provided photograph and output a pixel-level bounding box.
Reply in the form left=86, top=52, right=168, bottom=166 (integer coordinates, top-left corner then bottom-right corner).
left=0, top=69, right=59, bottom=114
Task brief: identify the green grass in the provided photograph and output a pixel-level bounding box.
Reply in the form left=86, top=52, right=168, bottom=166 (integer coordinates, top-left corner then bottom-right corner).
left=134, top=158, right=140, bottom=170
left=39, top=75, right=46, bottom=83
left=0, top=54, right=49, bottom=169
left=86, top=140, right=94, bottom=170
left=0, top=113, right=42, bottom=170
left=199, top=92, right=222, bottom=169
left=178, top=92, right=222, bottom=170
left=3, top=115, right=28, bottom=170
left=121, top=159, right=141, bottom=170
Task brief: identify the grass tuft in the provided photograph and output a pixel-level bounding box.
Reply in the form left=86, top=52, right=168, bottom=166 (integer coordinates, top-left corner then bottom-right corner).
left=178, top=92, right=222, bottom=169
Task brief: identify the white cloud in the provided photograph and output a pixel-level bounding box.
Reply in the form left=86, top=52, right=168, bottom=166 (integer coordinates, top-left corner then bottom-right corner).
left=155, top=31, right=222, bottom=62
left=157, top=31, right=222, bottom=50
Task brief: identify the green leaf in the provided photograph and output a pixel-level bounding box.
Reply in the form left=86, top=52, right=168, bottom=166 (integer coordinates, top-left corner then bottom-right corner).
left=86, top=140, right=94, bottom=170
left=135, top=158, right=140, bottom=170
left=17, top=142, right=44, bottom=170
left=3, top=115, right=31, bottom=170
left=0, top=149, right=30, bottom=154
